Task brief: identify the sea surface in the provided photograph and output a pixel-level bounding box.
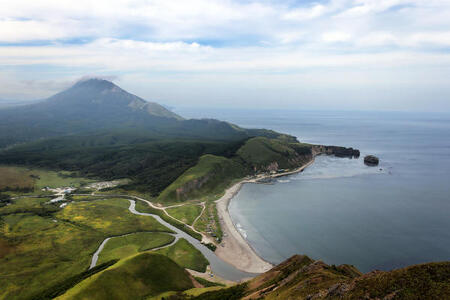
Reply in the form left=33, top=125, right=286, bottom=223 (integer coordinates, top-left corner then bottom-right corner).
left=175, top=108, right=450, bottom=273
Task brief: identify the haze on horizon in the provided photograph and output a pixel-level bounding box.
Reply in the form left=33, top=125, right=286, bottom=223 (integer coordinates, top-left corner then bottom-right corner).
left=1, top=0, right=450, bottom=112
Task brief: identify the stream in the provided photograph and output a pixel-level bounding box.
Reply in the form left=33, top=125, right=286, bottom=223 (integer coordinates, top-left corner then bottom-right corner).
left=89, top=199, right=256, bottom=281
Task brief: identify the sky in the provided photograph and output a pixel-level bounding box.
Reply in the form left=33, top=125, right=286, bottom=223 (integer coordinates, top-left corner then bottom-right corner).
left=1, top=0, right=450, bottom=111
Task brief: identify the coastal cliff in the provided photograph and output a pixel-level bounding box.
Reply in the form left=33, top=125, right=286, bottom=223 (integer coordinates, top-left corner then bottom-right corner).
left=158, top=137, right=360, bottom=203
left=312, top=145, right=360, bottom=158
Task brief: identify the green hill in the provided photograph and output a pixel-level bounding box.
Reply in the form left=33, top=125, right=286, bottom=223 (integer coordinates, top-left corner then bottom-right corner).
left=158, top=154, right=246, bottom=202
left=58, top=253, right=194, bottom=300
left=157, top=137, right=314, bottom=203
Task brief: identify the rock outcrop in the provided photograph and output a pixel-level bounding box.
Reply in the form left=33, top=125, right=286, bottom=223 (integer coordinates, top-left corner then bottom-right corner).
left=364, top=155, right=379, bottom=166
left=312, top=145, right=360, bottom=158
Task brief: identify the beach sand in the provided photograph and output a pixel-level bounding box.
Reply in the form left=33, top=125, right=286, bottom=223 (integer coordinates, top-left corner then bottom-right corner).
left=214, top=159, right=314, bottom=274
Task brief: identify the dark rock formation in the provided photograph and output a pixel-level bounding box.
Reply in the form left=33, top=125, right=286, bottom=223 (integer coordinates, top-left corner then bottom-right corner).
left=364, top=155, right=379, bottom=166
left=312, top=145, right=360, bottom=158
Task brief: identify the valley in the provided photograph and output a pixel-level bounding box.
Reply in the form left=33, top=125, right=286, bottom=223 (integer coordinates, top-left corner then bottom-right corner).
left=0, top=79, right=448, bottom=299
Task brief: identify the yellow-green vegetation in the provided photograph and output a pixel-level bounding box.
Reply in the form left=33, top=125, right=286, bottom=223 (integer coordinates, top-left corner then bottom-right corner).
left=184, top=286, right=225, bottom=297
left=0, top=166, right=34, bottom=191
left=0, top=198, right=172, bottom=299
left=135, top=200, right=203, bottom=241
left=194, top=201, right=222, bottom=242
left=166, top=203, right=203, bottom=225
left=0, top=196, right=54, bottom=215
left=97, top=232, right=175, bottom=265
left=155, top=238, right=209, bottom=272
left=58, top=253, right=194, bottom=300
left=236, top=137, right=312, bottom=170
left=57, top=199, right=171, bottom=235
left=157, top=154, right=246, bottom=203
left=0, top=165, right=93, bottom=193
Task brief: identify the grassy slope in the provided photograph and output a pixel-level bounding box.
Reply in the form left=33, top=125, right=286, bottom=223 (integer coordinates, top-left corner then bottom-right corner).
left=157, top=138, right=312, bottom=203
left=0, top=165, right=93, bottom=193
left=166, top=204, right=203, bottom=225
left=58, top=253, right=194, bottom=300
left=57, top=199, right=170, bottom=235
left=155, top=238, right=209, bottom=272
left=191, top=255, right=450, bottom=300
left=0, top=198, right=172, bottom=300
left=97, top=232, right=175, bottom=265
left=158, top=154, right=246, bottom=203
left=236, top=136, right=312, bottom=170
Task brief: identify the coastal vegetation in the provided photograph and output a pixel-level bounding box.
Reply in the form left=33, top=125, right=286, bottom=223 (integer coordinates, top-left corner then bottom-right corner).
left=166, top=204, right=203, bottom=225
left=0, top=79, right=444, bottom=300
left=154, top=238, right=209, bottom=272
left=135, top=200, right=203, bottom=241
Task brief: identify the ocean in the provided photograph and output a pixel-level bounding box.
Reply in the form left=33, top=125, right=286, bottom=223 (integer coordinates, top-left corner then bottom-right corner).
left=175, top=108, right=450, bottom=273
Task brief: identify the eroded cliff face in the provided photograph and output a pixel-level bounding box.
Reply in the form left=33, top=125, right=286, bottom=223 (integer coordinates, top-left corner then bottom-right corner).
left=175, top=174, right=211, bottom=201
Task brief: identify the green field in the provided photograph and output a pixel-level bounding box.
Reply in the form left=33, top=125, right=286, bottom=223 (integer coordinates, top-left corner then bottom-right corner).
left=58, top=253, right=194, bottom=300
left=0, top=196, right=54, bottom=215
left=97, top=232, right=175, bottom=265
left=0, top=198, right=173, bottom=299
left=57, top=199, right=171, bottom=235
left=166, top=204, right=203, bottom=225
left=194, top=201, right=223, bottom=242
left=135, top=200, right=203, bottom=241
left=0, top=165, right=94, bottom=194
left=155, top=238, right=209, bottom=272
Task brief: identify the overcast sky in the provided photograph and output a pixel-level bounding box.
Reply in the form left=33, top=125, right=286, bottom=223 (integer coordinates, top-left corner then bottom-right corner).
left=1, top=0, right=450, bottom=111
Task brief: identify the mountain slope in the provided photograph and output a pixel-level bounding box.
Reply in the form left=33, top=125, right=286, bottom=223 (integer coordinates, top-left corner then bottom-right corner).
left=0, top=78, right=184, bottom=147
left=192, top=255, right=450, bottom=300
left=0, top=78, right=294, bottom=148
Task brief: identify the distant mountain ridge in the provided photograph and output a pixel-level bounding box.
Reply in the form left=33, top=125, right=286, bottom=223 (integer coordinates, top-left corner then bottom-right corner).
left=54, top=78, right=183, bottom=120
left=0, top=79, right=292, bottom=148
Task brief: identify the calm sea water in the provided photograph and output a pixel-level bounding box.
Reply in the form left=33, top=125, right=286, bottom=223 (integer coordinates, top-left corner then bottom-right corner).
left=175, top=108, right=450, bottom=273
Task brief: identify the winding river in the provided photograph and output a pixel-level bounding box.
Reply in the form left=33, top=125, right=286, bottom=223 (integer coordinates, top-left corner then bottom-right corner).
left=89, top=199, right=256, bottom=281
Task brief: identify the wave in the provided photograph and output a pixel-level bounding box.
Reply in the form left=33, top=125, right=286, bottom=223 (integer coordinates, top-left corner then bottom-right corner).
left=236, top=223, right=248, bottom=239
left=277, top=179, right=291, bottom=183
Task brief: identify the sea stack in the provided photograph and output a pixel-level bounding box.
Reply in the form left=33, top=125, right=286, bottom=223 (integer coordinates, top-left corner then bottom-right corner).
left=364, top=155, right=379, bottom=166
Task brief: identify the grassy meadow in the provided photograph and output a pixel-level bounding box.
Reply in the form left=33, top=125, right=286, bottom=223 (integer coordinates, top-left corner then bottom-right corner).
left=0, top=165, right=94, bottom=194
left=0, top=198, right=173, bottom=299
left=155, top=238, right=209, bottom=272
left=166, top=203, right=203, bottom=225
left=96, top=232, right=175, bottom=265
left=135, top=200, right=203, bottom=241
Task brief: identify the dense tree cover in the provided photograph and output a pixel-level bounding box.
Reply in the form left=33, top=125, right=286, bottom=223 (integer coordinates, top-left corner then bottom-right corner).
left=0, top=193, right=11, bottom=207
left=0, top=135, right=248, bottom=195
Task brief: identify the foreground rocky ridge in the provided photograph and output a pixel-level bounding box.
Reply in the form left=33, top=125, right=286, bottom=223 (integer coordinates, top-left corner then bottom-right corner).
left=192, top=255, right=450, bottom=300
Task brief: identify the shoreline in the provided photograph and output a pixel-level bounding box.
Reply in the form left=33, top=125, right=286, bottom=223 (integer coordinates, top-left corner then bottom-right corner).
left=214, top=158, right=315, bottom=274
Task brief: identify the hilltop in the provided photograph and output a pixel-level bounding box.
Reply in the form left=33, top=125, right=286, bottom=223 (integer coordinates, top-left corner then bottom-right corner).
left=192, top=255, right=450, bottom=300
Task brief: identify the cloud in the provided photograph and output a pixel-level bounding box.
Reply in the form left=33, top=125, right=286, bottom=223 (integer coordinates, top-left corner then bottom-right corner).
left=1, top=0, right=450, bottom=110
left=322, top=31, right=352, bottom=43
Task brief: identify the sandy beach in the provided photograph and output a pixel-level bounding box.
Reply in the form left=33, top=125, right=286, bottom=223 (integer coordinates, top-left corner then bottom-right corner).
left=214, top=158, right=315, bottom=274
